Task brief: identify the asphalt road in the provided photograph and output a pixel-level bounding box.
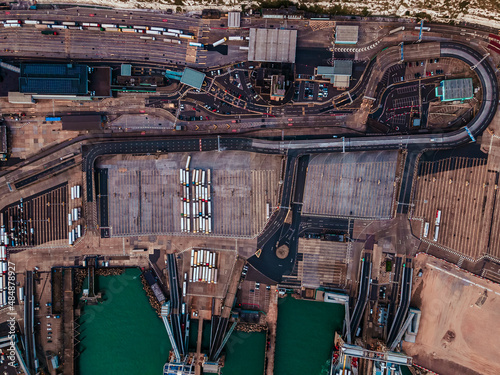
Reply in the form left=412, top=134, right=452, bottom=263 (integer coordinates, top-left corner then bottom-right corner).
left=387, top=258, right=413, bottom=346
left=350, top=252, right=372, bottom=337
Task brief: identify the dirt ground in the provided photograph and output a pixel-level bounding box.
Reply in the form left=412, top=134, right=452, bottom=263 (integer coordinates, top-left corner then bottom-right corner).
left=404, top=254, right=500, bottom=375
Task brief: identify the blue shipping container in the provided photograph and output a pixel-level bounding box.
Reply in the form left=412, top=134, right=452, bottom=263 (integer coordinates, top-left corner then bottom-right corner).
left=45, top=117, right=61, bottom=121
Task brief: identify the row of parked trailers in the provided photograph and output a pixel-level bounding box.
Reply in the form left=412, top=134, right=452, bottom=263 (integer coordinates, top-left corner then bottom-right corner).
left=188, top=249, right=218, bottom=284
left=179, top=156, right=213, bottom=234
left=1, top=19, right=194, bottom=37
left=423, top=209, right=441, bottom=242
left=0, top=243, right=8, bottom=307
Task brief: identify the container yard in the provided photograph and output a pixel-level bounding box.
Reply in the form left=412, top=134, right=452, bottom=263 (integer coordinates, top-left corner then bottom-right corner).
left=188, top=249, right=218, bottom=284
left=180, top=156, right=213, bottom=235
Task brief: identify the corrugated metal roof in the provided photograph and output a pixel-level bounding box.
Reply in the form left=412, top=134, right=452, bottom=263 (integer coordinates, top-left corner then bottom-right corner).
left=335, top=25, right=359, bottom=44
left=228, top=11, right=240, bottom=28
left=121, top=64, right=132, bottom=76
left=61, top=115, right=102, bottom=131
left=247, top=28, right=297, bottom=63
left=442, top=78, right=473, bottom=101
left=333, top=60, right=353, bottom=76
left=180, top=68, right=206, bottom=90
left=19, top=64, right=88, bottom=95
left=317, top=66, right=335, bottom=75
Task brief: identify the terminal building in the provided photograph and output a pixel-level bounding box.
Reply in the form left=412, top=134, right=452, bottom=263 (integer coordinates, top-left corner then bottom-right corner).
left=435, top=78, right=474, bottom=101
left=8, top=63, right=111, bottom=102
left=247, top=28, right=297, bottom=63
left=316, top=60, right=353, bottom=88
left=180, top=68, right=206, bottom=90
left=335, top=25, right=359, bottom=44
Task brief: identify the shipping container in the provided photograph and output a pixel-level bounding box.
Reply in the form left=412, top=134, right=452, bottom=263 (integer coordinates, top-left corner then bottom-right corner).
left=163, top=32, right=178, bottom=37
left=71, top=186, right=75, bottom=200
left=435, top=210, right=442, bottom=226
left=77, top=225, right=81, bottom=238
left=133, top=25, right=149, bottom=30
left=122, top=28, right=136, bottom=33
left=207, top=169, right=211, bottom=184
left=41, top=20, right=57, bottom=25
left=101, top=24, right=117, bottom=28
left=4, top=24, right=21, bottom=27
left=239, top=46, right=249, bottom=50
left=186, top=156, right=191, bottom=171
left=179, top=34, right=194, bottom=39
left=167, top=28, right=183, bottom=34
left=181, top=303, right=186, bottom=314
left=24, top=20, right=41, bottom=25
left=0, top=246, right=5, bottom=260
left=189, top=42, right=204, bottom=47
left=189, top=267, right=193, bottom=282
left=68, top=214, right=72, bottom=226
left=208, top=268, right=212, bottom=283
left=214, top=269, right=218, bottom=284
left=212, top=37, right=227, bottom=47
left=423, top=222, right=429, bottom=238
left=76, top=185, right=81, bottom=198
left=5, top=20, right=21, bottom=24
left=82, top=22, right=100, bottom=27
left=50, top=25, right=68, bottom=29
left=140, top=36, right=155, bottom=40
left=62, top=21, right=78, bottom=26
left=146, top=30, right=161, bottom=35
left=228, top=36, right=243, bottom=40
left=433, top=225, right=440, bottom=242
left=182, top=281, right=187, bottom=297
left=150, top=26, right=166, bottom=32
left=18, top=287, right=24, bottom=303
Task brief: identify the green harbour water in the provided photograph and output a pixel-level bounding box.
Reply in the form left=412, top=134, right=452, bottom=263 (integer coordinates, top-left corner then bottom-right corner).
left=78, top=268, right=266, bottom=375
left=274, top=296, right=345, bottom=375
left=78, top=268, right=171, bottom=375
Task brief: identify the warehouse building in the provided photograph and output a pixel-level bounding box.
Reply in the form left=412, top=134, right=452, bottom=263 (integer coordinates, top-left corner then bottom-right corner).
left=435, top=78, right=474, bottom=101
left=335, top=25, right=359, bottom=44
left=180, top=68, right=206, bottom=90
left=228, top=11, right=240, bottom=28
left=316, top=60, right=353, bottom=88
left=13, top=63, right=111, bottom=101
left=61, top=115, right=103, bottom=131
left=248, top=28, right=297, bottom=63
left=19, top=63, right=89, bottom=95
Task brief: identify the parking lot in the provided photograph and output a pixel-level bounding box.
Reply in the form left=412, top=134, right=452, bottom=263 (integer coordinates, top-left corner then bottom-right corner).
left=303, top=151, right=401, bottom=219
left=101, top=152, right=282, bottom=238
left=1, top=184, right=69, bottom=247
left=296, top=238, right=348, bottom=289
left=412, top=154, right=497, bottom=260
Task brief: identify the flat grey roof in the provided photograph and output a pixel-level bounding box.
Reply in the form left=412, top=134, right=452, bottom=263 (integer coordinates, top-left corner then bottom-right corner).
left=19, top=64, right=88, bottom=95
left=180, top=68, right=206, bottom=90
left=228, top=12, right=240, bottom=28
left=333, top=60, right=353, bottom=76
left=248, top=28, right=297, bottom=63
left=441, top=78, right=473, bottom=101
left=335, top=25, right=359, bottom=44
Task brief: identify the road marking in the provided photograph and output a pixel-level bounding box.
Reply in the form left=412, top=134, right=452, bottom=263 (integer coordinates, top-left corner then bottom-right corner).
left=428, top=263, right=500, bottom=296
